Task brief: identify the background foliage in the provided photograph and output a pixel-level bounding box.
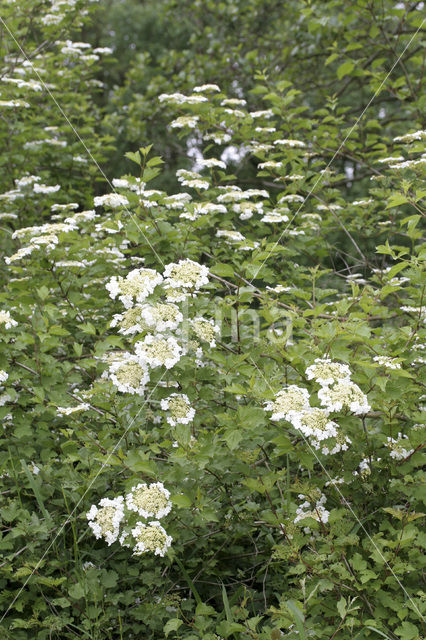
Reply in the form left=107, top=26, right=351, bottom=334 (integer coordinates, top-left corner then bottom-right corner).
left=0, top=0, right=425, bottom=639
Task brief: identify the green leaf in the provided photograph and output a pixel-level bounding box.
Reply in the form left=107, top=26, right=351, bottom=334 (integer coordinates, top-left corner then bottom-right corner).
left=171, top=493, right=192, bottom=508
left=337, top=60, right=355, bottom=79
left=164, top=618, right=183, bottom=637
left=285, top=600, right=307, bottom=639
left=337, top=596, right=347, bottom=618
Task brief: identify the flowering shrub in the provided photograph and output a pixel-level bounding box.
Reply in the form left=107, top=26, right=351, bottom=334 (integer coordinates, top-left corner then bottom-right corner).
left=0, top=1, right=425, bottom=639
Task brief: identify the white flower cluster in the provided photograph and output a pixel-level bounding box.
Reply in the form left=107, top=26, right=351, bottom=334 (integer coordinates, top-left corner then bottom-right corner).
left=131, top=521, right=172, bottom=557
left=56, top=403, right=90, bottom=416
left=265, top=359, right=370, bottom=454
left=160, top=92, right=207, bottom=105
left=94, top=193, right=129, bottom=209
left=176, top=169, right=209, bottom=191
left=191, top=317, right=220, bottom=347
left=294, top=493, right=329, bottom=524
left=160, top=393, right=195, bottom=426
left=0, top=310, right=17, bottom=329
left=135, top=334, right=183, bottom=370
left=87, top=496, right=125, bottom=545
left=104, top=257, right=214, bottom=394
left=385, top=433, right=414, bottom=461
left=170, top=116, right=199, bottom=129
left=108, top=353, right=150, bottom=394
left=87, top=482, right=173, bottom=557
left=373, top=355, right=401, bottom=370
left=163, top=259, right=209, bottom=293
left=307, top=358, right=370, bottom=414
left=106, top=268, right=163, bottom=308
left=318, top=380, right=370, bottom=414
left=126, top=482, right=171, bottom=518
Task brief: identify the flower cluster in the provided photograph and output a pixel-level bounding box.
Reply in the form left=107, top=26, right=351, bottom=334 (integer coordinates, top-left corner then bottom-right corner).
left=103, top=254, right=216, bottom=399
left=106, top=268, right=163, bottom=308
left=373, top=355, right=401, bottom=370
left=108, top=353, right=150, bottom=394
left=94, top=193, right=129, bottom=209
left=160, top=393, right=195, bottom=426
left=86, top=482, right=173, bottom=557
left=294, top=493, right=329, bottom=525
left=265, top=360, right=370, bottom=454
left=385, top=433, right=414, bottom=461
left=126, top=482, right=171, bottom=518
left=0, top=310, right=17, bottom=329
left=87, top=496, right=125, bottom=546
left=191, top=317, right=220, bottom=347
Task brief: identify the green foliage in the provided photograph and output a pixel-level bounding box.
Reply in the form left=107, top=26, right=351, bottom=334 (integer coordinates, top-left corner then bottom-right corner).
left=0, top=1, right=425, bottom=639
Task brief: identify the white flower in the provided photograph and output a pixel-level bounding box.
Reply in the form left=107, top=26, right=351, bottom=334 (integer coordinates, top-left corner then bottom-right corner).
left=261, top=212, right=289, bottom=223
left=0, top=310, right=17, bottom=329
left=294, top=493, right=329, bottom=524
left=106, top=268, right=163, bottom=308
left=318, top=380, right=370, bottom=414
left=290, top=408, right=339, bottom=442
left=258, top=161, right=283, bottom=170
left=353, top=458, right=371, bottom=478
left=198, top=158, right=226, bottom=169
left=56, top=403, right=90, bottom=416
left=170, top=116, right=199, bottom=129
left=135, top=334, right=183, bottom=370
left=94, top=193, right=129, bottom=208
left=393, top=130, right=426, bottom=143
left=278, top=194, right=304, bottom=203
left=126, top=482, right=171, bottom=518
left=93, top=47, right=113, bottom=54
left=377, top=156, right=404, bottom=164
left=161, top=393, right=195, bottom=426
left=159, top=93, right=207, bottom=104
left=51, top=202, right=79, bottom=212
left=250, top=109, right=274, bottom=118
left=111, top=303, right=183, bottom=335
left=0, top=100, right=30, bottom=108
left=108, top=353, right=150, bottom=394
left=192, top=84, right=220, bottom=93
left=163, top=193, right=192, bottom=209
left=203, top=132, right=232, bottom=144
left=216, top=229, right=245, bottom=243
left=87, top=496, right=125, bottom=546
left=163, top=259, right=209, bottom=291
left=233, top=201, right=264, bottom=220
left=0, top=370, right=9, bottom=384
left=191, top=317, right=220, bottom=347
left=5, top=246, right=37, bottom=264
left=265, top=386, right=310, bottom=422
left=321, top=434, right=351, bottom=455
left=385, top=433, right=414, bottom=461
left=373, top=356, right=401, bottom=370
left=139, top=302, right=183, bottom=333
left=305, top=358, right=352, bottom=387
left=180, top=202, right=227, bottom=220
left=400, top=306, right=425, bottom=321
left=274, top=139, right=305, bottom=147
left=33, top=183, right=61, bottom=194
left=131, top=520, right=172, bottom=556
